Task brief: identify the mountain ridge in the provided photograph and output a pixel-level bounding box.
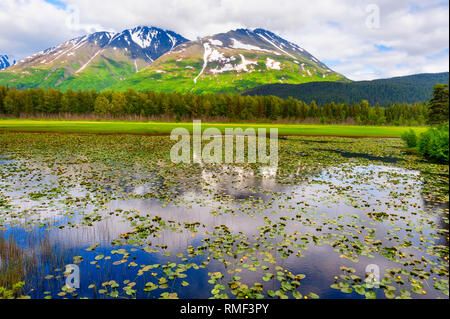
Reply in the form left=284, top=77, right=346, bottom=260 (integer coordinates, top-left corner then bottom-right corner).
left=0, top=26, right=347, bottom=93
left=0, top=26, right=189, bottom=91
left=109, top=28, right=348, bottom=93
left=242, top=72, right=450, bottom=106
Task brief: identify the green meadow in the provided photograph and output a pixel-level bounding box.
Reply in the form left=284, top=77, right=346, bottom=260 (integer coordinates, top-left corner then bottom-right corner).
left=0, top=119, right=428, bottom=138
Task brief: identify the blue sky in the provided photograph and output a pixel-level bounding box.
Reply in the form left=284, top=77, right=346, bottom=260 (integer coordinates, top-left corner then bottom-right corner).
left=1, top=0, right=448, bottom=80
left=375, top=45, right=392, bottom=52
left=44, top=0, right=66, bottom=8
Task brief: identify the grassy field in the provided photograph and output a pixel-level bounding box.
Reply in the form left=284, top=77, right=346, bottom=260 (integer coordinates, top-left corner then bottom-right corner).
left=0, top=119, right=428, bottom=137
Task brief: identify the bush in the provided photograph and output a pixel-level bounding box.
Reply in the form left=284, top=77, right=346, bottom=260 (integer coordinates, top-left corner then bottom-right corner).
left=418, top=123, right=449, bottom=163
left=0, top=282, right=28, bottom=299
left=401, top=129, right=418, bottom=148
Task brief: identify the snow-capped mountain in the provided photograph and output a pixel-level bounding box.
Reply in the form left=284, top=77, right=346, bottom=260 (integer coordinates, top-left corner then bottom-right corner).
left=111, top=28, right=346, bottom=93
left=207, top=28, right=330, bottom=70
left=0, top=27, right=347, bottom=93
left=15, top=26, right=188, bottom=68
left=3, top=26, right=188, bottom=91
left=111, top=26, right=188, bottom=61
left=0, top=55, right=15, bottom=70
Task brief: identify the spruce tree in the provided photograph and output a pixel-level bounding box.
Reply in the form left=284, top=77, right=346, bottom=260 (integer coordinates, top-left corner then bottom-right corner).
left=428, top=84, right=449, bottom=124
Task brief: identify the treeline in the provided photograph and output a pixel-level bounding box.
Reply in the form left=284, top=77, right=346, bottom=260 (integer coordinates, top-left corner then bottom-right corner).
left=0, top=85, right=431, bottom=125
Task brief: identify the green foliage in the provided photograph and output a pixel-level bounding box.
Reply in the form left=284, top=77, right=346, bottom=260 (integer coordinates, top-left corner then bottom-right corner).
left=428, top=84, right=449, bottom=125
left=0, top=282, right=28, bottom=299
left=94, top=95, right=111, bottom=115
left=418, top=123, right=449, bottom=163
left=401, top=129, right=418, bottom=148
left=0, top=55, right=140, bottom=92
left=243, top=73, right=449, bottom=106
left=0, top=85, right=430, bottom=125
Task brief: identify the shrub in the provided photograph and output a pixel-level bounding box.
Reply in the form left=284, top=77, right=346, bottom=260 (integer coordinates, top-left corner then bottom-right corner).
left=0, top=282, right=28, bottom=299
left=401, top=129, right=418, bottom=148
left=418, top=123, right=449, bottom=163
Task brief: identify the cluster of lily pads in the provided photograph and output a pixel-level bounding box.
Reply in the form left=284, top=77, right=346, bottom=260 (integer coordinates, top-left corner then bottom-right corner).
left=0, top=133, right=448, bottom=299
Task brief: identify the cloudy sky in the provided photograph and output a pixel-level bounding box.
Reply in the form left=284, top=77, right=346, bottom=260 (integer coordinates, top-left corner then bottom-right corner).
left=0, top=0, right=448, bottom=80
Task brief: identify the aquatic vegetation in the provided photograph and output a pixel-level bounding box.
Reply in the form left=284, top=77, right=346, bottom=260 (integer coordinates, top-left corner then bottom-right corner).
left=0, top=133, right=448, bottom=299
left=0, top=281, right=29, bottom=299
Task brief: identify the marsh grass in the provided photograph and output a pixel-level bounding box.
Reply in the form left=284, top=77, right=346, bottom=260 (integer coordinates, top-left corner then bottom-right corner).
left=0, top=233, right=34, bottom=288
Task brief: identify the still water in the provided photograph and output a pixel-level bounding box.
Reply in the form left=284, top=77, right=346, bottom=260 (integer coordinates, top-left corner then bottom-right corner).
left=0, top=152, right=448, bottom=299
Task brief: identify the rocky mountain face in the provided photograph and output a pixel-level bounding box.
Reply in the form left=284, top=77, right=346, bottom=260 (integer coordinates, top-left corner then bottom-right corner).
left=111, top=28, right=347, bottom=93
left=0, top=27, right=346, bottom=93
left=0, top=26, right=188, bottom=90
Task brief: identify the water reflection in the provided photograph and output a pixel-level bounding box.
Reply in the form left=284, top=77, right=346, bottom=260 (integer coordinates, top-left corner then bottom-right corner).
left=0, top=155, right=448, bottom=299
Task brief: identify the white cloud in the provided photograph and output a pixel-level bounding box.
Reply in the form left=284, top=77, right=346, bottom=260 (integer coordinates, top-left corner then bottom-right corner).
left=0, top=0, right=448, bottom=80
left=0, top=0, right=105, bottom=59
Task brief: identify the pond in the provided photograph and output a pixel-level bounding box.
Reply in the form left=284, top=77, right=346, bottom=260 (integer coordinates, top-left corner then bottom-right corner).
left=0, top=133, right=448, bottom=299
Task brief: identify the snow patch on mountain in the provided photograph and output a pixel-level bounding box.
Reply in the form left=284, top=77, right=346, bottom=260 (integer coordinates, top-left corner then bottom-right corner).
left=130, top=27, right=158, bottom=48
left=231, top=39, right=261, bottom=51
left=208, top=49, right=229, bottom=64
left=236, top=54, right=257, bottom=72
left=166, top=33, right=178, bottom=50
left=209, top=39, right=223, bottom=46
left=46, top=37, right=88, bottom=64
left=266, top=58, right=281, bottom=70
left=230, top=39, right=273, bottom=54
left=76, top=49, right=104, bottom=73
left=256, top=33, right=295, bottom=59
left=194, top=42, right=213, bottom=84
left=210, top=64, right=235, bottom=74
left=197, top=40, right=258, bottom=76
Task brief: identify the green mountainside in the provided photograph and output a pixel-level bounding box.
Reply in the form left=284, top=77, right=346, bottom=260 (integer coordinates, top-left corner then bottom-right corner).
left=242, top=72, right=450, bottom=106
left=0, top=26, right=188, bottom=91
left=0, top=28, right=348, bottom=93
left=2, top=26, right=446, bottom=101
left=110, top=29, right=348, bottom=94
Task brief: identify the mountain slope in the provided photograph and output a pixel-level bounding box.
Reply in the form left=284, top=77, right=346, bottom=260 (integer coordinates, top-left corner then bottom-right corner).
left=110, top=28, right=348, bottom=94
left=242, top=72, right=450, bottom=106
left=0, top=26, right=188, bottom=91
left=0, top=55, right=15, bottom=70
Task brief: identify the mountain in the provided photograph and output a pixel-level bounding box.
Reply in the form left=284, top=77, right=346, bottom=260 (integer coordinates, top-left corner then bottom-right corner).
left=109, top=28, right=348, bottom=93
left=0, top=55, right=16, bottom=70
left=242, top=72, right=450, bottom=106
left=0, top=26, right=188, bottom=91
